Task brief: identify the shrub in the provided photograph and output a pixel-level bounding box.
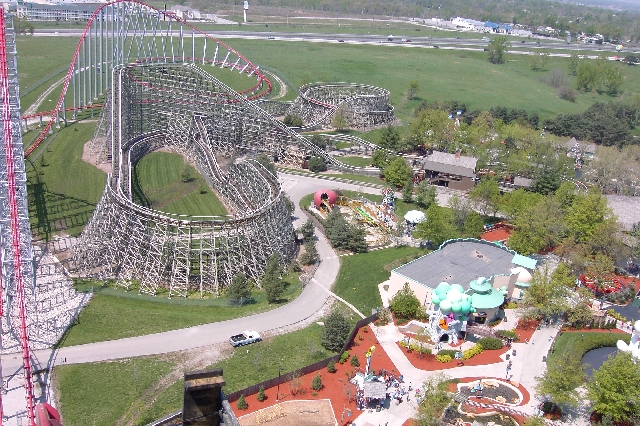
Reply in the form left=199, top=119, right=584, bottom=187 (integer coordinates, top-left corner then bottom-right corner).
left=237, top=394, right=248, bottom=410
left=462, top=344, right=483, bottom=360
left=435, top=354, right=452, bottom=363
left=409, top=343, right=432, bottom=354
left=544, top=68, right=569, bottom=88
left=322, top=311, right=350, bottom=352
left=436, top=349, right=457, bottom=358
left=497, top=330, right=519, bottom=341
left=607, top=309, right=627, bottom=322
left=558, top=85, right=577, bottom=102
left=390, top=283, right=421, bottom=320
left=308, top=156, right=326, bottom=173
left=327, top=360, right=336, bottom=373
left=198, top=184, right=208, bottom=194
left=478, top=337, right=504, bottom=350
left=283, top=114, right=303, bottom=127
left=339, top=351, right=350, bottom=364
left=256, top=386, right=265, bottom=402
left=311, top=374, right=323, bottom=391
left=350, top=354, right=360, bottom=367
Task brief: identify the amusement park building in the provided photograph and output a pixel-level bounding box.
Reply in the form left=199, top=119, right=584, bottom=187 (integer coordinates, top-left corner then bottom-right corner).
left=386, top=239, right=536, bottom=321
left=420, top=150, right=477, bottom=191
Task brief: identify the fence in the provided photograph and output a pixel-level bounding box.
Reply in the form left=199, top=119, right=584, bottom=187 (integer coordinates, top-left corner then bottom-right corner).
left=225, top=311, right=379, bottom=403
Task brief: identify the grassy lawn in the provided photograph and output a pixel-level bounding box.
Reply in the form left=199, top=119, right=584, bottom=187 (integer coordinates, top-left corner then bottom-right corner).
left=337, top=156, right=372, bottom=167
left=56, top=323, right=341, bottom=425
left=133, top=152, right=228, bottom=217
left=59, top=277, right=303, bottom=347
left=55, top=356, right=176, bottom=426
left=547, top=331, right=630, bottom=366
left=333, top=246, right=425, bottom=315
left=26, top=122, right=105, bottom=239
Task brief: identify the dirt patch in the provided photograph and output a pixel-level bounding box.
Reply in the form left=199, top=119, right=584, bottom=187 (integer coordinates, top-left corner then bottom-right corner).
left=238, top=399, right=336, bottom=426
left=82, top=137, right=111, bottom=173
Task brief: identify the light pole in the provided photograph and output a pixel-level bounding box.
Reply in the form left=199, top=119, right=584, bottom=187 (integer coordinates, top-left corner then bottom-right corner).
left=276, top=366, right=284, bottom=401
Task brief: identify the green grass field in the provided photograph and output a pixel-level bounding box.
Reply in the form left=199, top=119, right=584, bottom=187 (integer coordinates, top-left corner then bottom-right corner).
left=333, top=245, right=425, bottom=315
left=55, top=356, right=176, bottom=426
left=547, top=331, right=630, bottom=366
left=26, top=122, right=105, bottom=238
left=133, top=152, right=228, bottom=217
left=59, top=275, right=303, bottom=347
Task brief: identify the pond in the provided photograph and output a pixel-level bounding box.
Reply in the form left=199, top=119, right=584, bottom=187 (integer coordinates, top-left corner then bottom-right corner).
left=582, top=346, right=618, bottom=378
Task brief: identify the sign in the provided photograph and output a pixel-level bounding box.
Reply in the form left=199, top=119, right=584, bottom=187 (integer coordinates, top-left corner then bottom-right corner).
left=244, top=1, right=248, bottom=9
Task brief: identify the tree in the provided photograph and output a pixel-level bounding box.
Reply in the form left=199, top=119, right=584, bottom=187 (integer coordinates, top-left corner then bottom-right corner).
left=282, top=194, right=295, bottom=215
left=402, top=179, right=414, bottom=203
left=487, top=36, right=510, bottom=64
left=535, top=352, right=586, bottom=410
left=308, top=156, right=326, bottom=172
left=408, top=108, right=450, bottom=149
left=327, top=360, right=336, bottom=373
left=237, top=394, right=248, bottom=410
left=283, top=114, right=303, bottom=127
left=517, top=265, right=570, bottom=320
left=508, top=197, right=566, bottom=255
left=255, top=153, right=277, bottom=175
left=227, top=272, right=252, bottom=300
left=565, top=188, right=612, bottom=243
left=300, top=240, right=319, bottom=265
left=371, top=150, right=390, bottom=169
left=522, top=417, right=546, bottom=426
left=415, top=181, right=437, bottom=209
left=566, top=297, right=594, bottom=329
left=415, top=204, right=458, bottom=247
left=532, top=164, right=562, bottom=195
left=577, top=61, right=598, bottom=91
left=415, top=372, right=452, bottom=426
left=309, top=134, right=328, bottom=150
left=530, top=50, right=550, bottom=71
left=299, top=219, right=315, bottom=240
left=462, top=211, right=484, bottom=238
left=256, top=386, right=265, bottom=401
left=350, top=354, right=360, bottom=367
left=332, top=105, right=349, bottom=130
left=587, top=352, right=640, bottom=422
left=262, top=253, right=285, bottom=303
left=321, top=310, right=350, bottom=352
left=181, top=166, right=193, bottom=182
left=383, top=157, right=413, bottom=188
left=379, top=125, right=402, bottom=151
left=311, top=374, right=323, bottom=391
left=469, top=178, right=500, bottom=217
left=345, top=224, right=369, bottom=253
left=390, top=283, right=421, bottom=320
left=407, top=80, right=420, bottom=100
left=568, top=51, right=580, bottom=76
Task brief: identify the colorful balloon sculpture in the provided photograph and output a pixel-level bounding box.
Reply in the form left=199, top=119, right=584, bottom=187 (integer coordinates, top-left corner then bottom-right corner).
left=431, top=282, right=475, bottom=315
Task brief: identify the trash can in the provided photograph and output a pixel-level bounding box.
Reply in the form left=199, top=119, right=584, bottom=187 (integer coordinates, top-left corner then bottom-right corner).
left=512, top=349, right=517, bottom=356
left=542, top=356, right=547, bottom=362
left=506, top=354, right=510, bottom=360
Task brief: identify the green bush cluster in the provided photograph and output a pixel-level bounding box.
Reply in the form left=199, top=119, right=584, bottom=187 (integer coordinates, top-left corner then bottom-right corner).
left=350, top=354, right=360, bottom=367
left=462, top=344, right=483, bottom=360
left=607, top=309, right=627, bottom=323
left=436, top=349, right=458, bottom=358
left=435, top=354, right=452, bottom=363
left=327, top=360, right=336, bottom=373
left=497, top=330, right=519, bottom=341
left=477, top=337, right=504, bottom=350
left=408, top=343, right=432, bottom=354
left=339, top=350, right=350, bottom=364
left=311, top=374, right=323, bottom=391
left=236, top=394, right=248, bottom=410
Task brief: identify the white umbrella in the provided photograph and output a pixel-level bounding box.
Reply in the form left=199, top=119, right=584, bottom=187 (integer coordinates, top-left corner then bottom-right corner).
left=404, top=210, right=426, bottom=224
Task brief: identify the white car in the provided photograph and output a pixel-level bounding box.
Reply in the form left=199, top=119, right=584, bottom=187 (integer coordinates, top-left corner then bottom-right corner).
left=229, top=330, right=261, bottom=347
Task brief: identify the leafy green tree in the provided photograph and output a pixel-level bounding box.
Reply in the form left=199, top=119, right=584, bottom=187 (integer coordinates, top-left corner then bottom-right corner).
left=391, top=283, right=421, bottom=320
left=262, top=253, right=285, bottom=303
left=535, top=346, right=586, bottom=410
left=327, top=360, right=336, bottom=373
left=321, top=310, right=351, bottom=352
left=227, top=273, right=252, bottom=300
left=532, top=164, right=562, bottom=195
left=530, top=50, right=550, bottom=71
left=448, top=194, right=473, bottom=230
left=508, top=197, right=565, bottom=255
left=282, top=194, right=295, bottom=215
left=300, top=240, right=319, bottom=265
left=487, top=36, right=510, bottom=64
left=566, top=296, right=594, bottom=329
left=568, top=51, right=580, bottom=76
left=587, top=352, right=640, bottom=422
left=308, top=156, right=326, bottom=172
left=309, top=134, right=328, bottom=150
left=371, top=150, right=390, bottom=169
left=345, top=225, right=368, bottom=253
left=415, top=181, right=437, bottom=209
left=463, top=211, right=484, bottom=238
left=415, top=204, right=458, bottom=247
left=469, top=178, right=500, bottom=217
left=402, top=179, right=414, bottom=203
left=500, top=189, right=542, bottom=220
left=415, top=372, right=452, bottom=426
left=518, top=265, right=570, bottom=320
left=565, top=188, right=612, bottom=243
left=379, top=125, right=402, bottom=151
left=257, top=386, right=265, bottom=401
left=383, top=157, right=413, bottom=188
left=332, top=105, right=349, bottom=130
left=283, top=114, right=303, bottom=127
left=408, top=108, right=450, bottom=149
left=577, top=61, right=598, bottom=91
left=407, top=80, right=420, bottom=100
left=256, top=153, right=277, bottom=175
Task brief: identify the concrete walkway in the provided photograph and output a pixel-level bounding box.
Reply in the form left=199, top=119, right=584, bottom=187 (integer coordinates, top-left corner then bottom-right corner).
left=353, top=311, right=564, bottom=426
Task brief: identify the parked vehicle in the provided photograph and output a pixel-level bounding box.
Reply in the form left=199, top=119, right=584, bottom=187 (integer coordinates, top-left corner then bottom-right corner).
left=482, top=37, right=491, bottom=42
left=229, top=331, right=261, bottom=347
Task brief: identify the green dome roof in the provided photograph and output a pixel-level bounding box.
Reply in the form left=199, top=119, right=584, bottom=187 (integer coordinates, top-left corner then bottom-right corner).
left=471, top=288, right=505, bottom=309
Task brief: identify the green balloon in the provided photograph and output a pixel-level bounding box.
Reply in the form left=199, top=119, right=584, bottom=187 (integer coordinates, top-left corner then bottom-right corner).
left=432, top=294, right=441, bottom=304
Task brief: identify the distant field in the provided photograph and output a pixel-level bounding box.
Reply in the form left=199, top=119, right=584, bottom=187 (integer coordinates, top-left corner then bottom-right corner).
left=133, top=151, right=228, bottom=217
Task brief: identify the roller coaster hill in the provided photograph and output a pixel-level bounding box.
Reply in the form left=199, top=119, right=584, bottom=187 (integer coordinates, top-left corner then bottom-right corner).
left=1, top=1, right=397, bottom=424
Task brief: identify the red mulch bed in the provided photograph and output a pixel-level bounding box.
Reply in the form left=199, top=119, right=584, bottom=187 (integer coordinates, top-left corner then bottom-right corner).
left=396, top=343, right=507, bottom=370
left=514, top=318, right=540, bottom=342
left=481, top=227, right=512, bottom=243
left=230, top=326, right=398, bottom=425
